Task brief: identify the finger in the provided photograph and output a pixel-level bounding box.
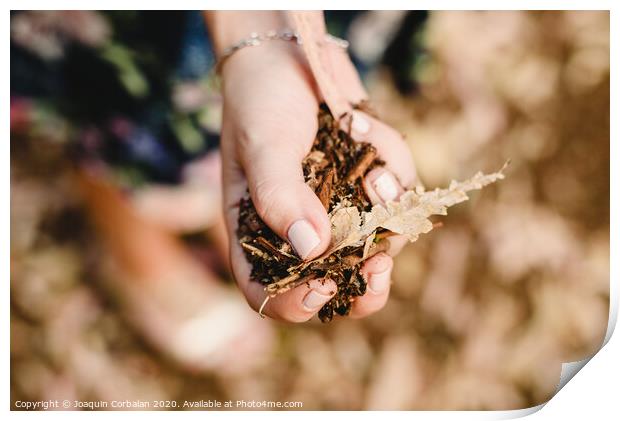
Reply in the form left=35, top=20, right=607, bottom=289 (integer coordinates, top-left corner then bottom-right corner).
left=362, top=167, right=406, bottom=204
left=325, top=42, right=416, bottom=188
left=325, top=47, right=414, bottom=259
left=241, top=276, right=337, bottom=323
left=361, top=166, right=409, bottom=259
left=223, top=172, right=338, bottom=323
left=355, top=118, right=417, bottom=260
left=344, top=110, right=417, bottom=189
left=222, top=126, right=338, bottom=322
left=239, top=135, right=331, bottom=262
left=323, top=43, right=368, bottom=104
left=324, top=38, right=417, bottom=188
left=349, top=252, right=393, bottom=318
left=384, top=234, right=409, bottom=257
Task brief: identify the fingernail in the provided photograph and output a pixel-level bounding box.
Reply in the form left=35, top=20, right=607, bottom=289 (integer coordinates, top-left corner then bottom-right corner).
left=369, top=268, right=391, bottom=294
left=303, top=286, right=334, bottom=311
left=373, top=172, right=399, bottom=202
left=288, top=219, right=321, bottom=260
left=351, top=112, right=371, bottom=134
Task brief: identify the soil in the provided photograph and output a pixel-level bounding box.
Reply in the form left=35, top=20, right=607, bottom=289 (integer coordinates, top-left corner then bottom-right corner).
left=237, top=103, right=388, bottom=322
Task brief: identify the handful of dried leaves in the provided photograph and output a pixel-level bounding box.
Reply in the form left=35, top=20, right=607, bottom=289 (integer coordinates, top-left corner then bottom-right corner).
left=237, top=105, right=507, bottom=322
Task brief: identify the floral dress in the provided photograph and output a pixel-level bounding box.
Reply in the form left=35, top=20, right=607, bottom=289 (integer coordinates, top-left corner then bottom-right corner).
left=10, top=11, right=426, bottom=189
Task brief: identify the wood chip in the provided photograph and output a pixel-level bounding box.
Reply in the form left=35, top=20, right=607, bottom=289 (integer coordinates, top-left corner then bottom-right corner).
left=317, top=167, right=335, bottom=210
left=346, top=147, right=377, bottom=182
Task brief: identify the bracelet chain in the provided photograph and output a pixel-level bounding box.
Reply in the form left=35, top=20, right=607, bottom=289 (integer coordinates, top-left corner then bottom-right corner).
left=215, top=29, right=349, bottom=73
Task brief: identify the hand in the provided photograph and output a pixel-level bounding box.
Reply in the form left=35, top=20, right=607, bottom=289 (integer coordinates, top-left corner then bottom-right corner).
left=219, top=29, right=417, bottom=322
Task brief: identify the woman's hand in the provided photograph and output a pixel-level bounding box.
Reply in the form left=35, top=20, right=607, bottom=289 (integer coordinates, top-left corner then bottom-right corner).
left=211, top=11, right=417, bottom=322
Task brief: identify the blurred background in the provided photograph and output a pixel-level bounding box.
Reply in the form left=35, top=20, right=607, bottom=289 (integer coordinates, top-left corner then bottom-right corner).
left=10, top=11, right=609, bottom=410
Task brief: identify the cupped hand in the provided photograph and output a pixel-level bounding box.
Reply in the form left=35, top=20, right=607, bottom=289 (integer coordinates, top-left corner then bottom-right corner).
left=220, top=41, right=416, bottom=322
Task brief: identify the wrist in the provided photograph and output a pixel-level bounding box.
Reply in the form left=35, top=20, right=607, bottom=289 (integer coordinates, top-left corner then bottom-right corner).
left=204, top=11, right=290, bottom=57
left=219, top=39, right=307, bottom=89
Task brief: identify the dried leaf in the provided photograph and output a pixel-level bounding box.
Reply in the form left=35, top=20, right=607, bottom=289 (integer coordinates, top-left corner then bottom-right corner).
left=364, top=164, right=507, bottom=240
left=325, top=163, right=508, bottom=256
left=330, top=206, right=364, bottom=251
left=331, top=198, right=353, bottom=214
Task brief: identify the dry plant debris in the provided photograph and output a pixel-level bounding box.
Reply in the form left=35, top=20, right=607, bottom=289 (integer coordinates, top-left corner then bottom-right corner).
left=237, top=104, right=507, bottom=322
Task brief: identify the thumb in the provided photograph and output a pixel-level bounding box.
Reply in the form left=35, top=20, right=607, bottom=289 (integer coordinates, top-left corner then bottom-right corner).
left=241, top=140, right=331, bottom=261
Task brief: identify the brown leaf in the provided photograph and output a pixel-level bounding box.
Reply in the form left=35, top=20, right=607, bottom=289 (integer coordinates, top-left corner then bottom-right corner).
left=325, top=162, right=508, bottom=255
left=361, top=163, right=507, bottom=241
left=329, top=206, right=364, bottom=252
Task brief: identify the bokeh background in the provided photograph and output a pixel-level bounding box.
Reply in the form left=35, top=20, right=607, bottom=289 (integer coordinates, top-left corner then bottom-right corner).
left=10, top=11, right=609, bottom=410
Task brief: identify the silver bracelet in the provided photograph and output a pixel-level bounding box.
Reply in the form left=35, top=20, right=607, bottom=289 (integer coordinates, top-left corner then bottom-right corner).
left=215, top=29, right=349, bottom=73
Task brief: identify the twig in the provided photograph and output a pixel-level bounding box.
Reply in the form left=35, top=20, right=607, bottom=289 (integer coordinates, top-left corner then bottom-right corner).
left=264, top=272, right=300, bottom=296
left=264, top=239, right=391, bottom=297
left=258, top=296, right=270, bottom=318
left=256, top=236, right=297, bottom=260
left=341, top=239, right=390, bottom=267
left=240, top=242, right=271, bottom=260
left=264, top=272, right=316, bottom=297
